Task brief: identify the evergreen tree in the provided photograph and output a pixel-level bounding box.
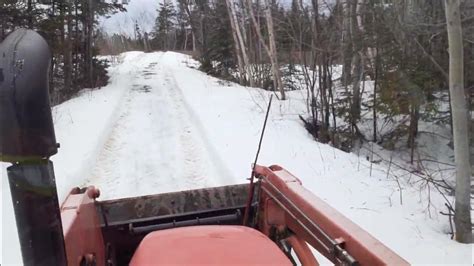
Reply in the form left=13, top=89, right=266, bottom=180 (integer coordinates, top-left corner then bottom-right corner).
left=135, top=20, right=143, bottom=43
left=175, top=2, right=190, bottom=50
left=153, top=1, right=176, bottom=50
left=0, top=0, right=124, bottom=104
left=203, top=1, right=235, bottom=78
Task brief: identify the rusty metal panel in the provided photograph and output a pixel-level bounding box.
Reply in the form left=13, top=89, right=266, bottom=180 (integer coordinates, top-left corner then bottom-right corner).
left=97, top=184, right=249, bottom=226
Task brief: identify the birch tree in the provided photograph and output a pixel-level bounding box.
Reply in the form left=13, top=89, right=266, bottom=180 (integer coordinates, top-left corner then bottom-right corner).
left=263, top=0, right=285, bottom=100
left=226, top=0, right=246, bottom=84
left=230, top=0, right=255, bottom=87
left=246, top=0, right=285, bottom=100
left=444, top=0, right=472, bottom=244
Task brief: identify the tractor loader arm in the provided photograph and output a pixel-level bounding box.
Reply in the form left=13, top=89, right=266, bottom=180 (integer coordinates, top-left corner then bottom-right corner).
left=252, top=165, right=409, bottom=266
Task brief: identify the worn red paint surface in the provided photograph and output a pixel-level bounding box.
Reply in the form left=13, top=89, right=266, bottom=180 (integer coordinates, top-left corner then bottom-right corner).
left=130, top=225, right=292, bottom=265
left=61, top=187, right=105, bottom=266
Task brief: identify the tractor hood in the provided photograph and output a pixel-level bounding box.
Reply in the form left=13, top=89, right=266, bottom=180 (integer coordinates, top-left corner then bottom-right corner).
left=130, top=225, right=292, bottom=265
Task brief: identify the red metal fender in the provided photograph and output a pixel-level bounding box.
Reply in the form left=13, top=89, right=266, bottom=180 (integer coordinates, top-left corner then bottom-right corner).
left=61, top=186, right=105, bottom=266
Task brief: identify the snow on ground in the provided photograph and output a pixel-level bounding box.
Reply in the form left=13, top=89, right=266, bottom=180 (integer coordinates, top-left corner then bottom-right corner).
left=85, top=53, right=236, bottom=200
left=1, top=51, right=472, bottom=265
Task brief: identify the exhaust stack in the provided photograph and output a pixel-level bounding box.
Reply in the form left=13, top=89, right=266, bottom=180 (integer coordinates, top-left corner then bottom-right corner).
left=0, top=29, right=66, bottom=266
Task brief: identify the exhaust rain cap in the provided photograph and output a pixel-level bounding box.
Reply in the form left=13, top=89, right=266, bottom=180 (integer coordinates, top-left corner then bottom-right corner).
left=0, top=29, right=58, bottom=163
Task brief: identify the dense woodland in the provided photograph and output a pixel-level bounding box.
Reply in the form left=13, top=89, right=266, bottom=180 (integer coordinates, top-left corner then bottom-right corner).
left=1, top=0, right=472, bottom=243
left=0, top=0, right=125, bottom=104
left=118, top=0, right=474, bottom=158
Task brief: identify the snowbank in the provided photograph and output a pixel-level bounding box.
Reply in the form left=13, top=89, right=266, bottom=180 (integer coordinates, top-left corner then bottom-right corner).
left=160, top=51, right=472, bottom=265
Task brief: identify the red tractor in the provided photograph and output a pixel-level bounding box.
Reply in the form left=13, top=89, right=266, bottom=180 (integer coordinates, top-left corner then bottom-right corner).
left=0, top=29, right=409, bottom=266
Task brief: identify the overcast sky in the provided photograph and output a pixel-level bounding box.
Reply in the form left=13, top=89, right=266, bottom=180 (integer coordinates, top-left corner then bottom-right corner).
left=100, top=0, right=159, bottom=36
left=100, top=0, right=320, bottom=36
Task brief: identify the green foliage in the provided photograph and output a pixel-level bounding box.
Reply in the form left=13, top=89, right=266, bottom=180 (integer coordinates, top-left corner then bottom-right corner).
left=92, top=58, right=111, bottom=88
left=153, top=1, right=176, bottom=50
left=198, top=2, right=235, bottom=80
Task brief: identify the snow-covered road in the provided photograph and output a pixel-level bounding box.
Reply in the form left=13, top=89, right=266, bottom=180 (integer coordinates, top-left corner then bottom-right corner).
left=85, top=53, right=234, bottom=200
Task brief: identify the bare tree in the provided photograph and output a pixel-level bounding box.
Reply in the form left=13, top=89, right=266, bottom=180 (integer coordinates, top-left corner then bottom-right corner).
left=228, top=0, right=255, bottom=87
left=341, top=0, right=353, bottom=86
left=226, top=0, right=246, bottom=84
left=349, top=0, right=364, bottom=129
left=246, top=0, right=285, bottom=100
left=263, top=0, right=285, bottom=99
left=444, top=0, right=472, bottom=244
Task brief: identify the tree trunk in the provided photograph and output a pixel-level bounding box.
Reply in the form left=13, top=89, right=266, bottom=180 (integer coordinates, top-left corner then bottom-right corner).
left=373, top=46, right=379, bottom=142
left=407, top=104, right=419, bottom=164
left=226, top=0, right=246, bottom=84
left=27, top=0, right=33, bottom=28
left=64, top=2, right=73, bottom=96
left=349, top=0, right=363, bottom=125
left=444, top=0, right=472, bottom=244
left=183, top=3, right=201, bottom=54
left=263, top=0, right=284, bottom=99
left=85, top=0, right=94, bottom=88
left=341, top=0, right=352, bottom=86
left=230, top=0, right=255, bottom=87
left=144, top=32, right=150, bottom=52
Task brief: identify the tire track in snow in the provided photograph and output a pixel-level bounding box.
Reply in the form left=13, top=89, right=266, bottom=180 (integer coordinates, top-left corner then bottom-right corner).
left=86, top=54, right=176, bottom=199
left=161, top=69, right=210, bottom=187
left=161, top=56, right=237, bottom=186
left=82, top=52, right=150, bottom=189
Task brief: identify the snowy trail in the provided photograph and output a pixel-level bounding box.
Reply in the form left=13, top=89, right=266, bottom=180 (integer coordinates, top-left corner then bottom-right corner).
left=2, top=51, right=471, bottom=265
left=85, top=53, right=233, bottom=200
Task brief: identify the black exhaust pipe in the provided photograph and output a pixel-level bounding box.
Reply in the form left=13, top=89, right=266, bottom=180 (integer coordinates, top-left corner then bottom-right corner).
left=0, top=29, right=66, bottom=266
